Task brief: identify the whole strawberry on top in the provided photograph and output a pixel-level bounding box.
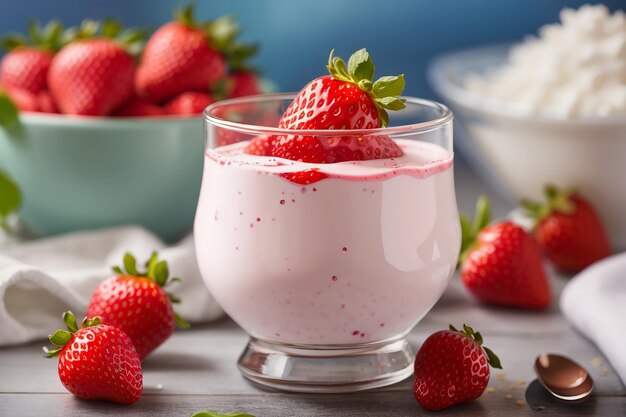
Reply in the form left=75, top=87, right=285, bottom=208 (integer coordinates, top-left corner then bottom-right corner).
left=522, top=185, right=611, bottom=273
left=136, top=5, right=229, bottom=103
left=44, top=311, right=142, bottom=404
left=47, top=19, right=144, bottom=116
left=87, top=252, right=189, bottom=361
left=0, top=20, right=64, bottom=95
left=266, top=49, right=405, bottom=163
left=414, top=324, right=501, bottom=411
left=459, top=197, right=551, bottom=309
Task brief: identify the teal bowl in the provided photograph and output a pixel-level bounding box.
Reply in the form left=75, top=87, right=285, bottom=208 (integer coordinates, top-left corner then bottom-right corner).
left=0, top=113, right=204, bottom=241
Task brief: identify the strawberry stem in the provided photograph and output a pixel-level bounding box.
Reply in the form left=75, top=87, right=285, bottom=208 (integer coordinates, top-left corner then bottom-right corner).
left=112, top=252, right=190, bottom=329
left=1, top=19, right=65, bottom=52
left=449, top=323, right=502, bottom=369
left=325, top=48, right=406, bottom=127
left=44, top=312, right=103, bottom=358
left=521, top=184, right=576, bottom=229
left=60, top=19, right=147, bottom=56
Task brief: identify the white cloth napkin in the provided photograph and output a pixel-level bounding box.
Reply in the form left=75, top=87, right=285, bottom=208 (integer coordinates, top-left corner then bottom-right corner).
left=561, top=252, right=626, bottom=385
left=0, top=226, right=223, bottom=347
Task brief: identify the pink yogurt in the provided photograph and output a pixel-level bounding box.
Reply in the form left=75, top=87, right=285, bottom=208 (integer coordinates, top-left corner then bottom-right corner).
left=195, top=139, right=460, bottom=345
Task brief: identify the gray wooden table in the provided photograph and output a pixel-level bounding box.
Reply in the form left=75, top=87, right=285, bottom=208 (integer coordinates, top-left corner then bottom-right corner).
left=1, top=161, right=625, bottom=416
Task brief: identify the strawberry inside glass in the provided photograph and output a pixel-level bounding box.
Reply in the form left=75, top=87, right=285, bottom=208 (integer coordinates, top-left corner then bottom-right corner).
left=195, top=49, right=461, bottom=393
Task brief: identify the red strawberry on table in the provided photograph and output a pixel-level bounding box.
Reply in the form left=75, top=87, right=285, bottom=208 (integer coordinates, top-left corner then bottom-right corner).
left=48, top=19, right=143, bottom=116
left=115, top=97, right=165, bottom=117
left=44, top=311, right=142, bottom=404
left=268, top=49, right=405, bottom=163
left=0, top=20, right=64, bottom=94
left=87, top=252, right=189, bottom=361
left=165, top=91, right=215, bottom=116
left=414, top=324, right=502, bottom=411
left=459, top=197, right=551, bottom=309
left=522, top=185, right=611, bottom=273
left=135, top=5, right=228, bottom=103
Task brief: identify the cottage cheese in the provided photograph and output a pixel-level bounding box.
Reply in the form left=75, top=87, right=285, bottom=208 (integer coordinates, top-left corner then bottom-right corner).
left=466, top=5, right=626, bottom=118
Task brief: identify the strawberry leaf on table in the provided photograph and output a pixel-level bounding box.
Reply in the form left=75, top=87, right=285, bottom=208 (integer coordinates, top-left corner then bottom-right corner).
left=192, top=412, right=255, bottom=417
left=0, top=170, right=21, bottom=232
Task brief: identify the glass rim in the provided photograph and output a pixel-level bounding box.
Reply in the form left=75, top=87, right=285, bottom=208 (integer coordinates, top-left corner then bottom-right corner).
left=203, top=93, right=453, bottom=136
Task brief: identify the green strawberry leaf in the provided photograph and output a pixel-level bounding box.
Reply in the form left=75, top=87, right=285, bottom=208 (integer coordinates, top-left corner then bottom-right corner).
left=123, top=252, right=139, bottom=276
left=43, top=346, right=63, bottom=358
left=0, top=169, right=21, bottom=231
left=101, top=18, right=124, bottom=39
left=375, top=96, right=406, bottom=111
left=463, top=323, right=475, bottom=337
left=112, top=266, right=123, bottom=275
left=28, top=20, right=44, bottom=46
left=154, top=260, right=169, bottom=286
left=459, top=213, right=473, bottom=249
left=146, top=251, right=159, bottom=276
left=378, top=109, right=389, bottom=129
left=372, top=75, right=405, bottom=98
left=174, top=312, right=191, bottom=329
left=79, top=19, right=100, bottom=38
left=347, top=48, right=374, bottom=83
left=207, top=15, right=240, bottom=52
left=63, top=311, right=78, bottom=333
left=175, top=4, right=198, bottom=28
left=0, top=33, right=27, bottom=50
left=484, top=347, right=502, bottom=369
left=81, top=316, right=102, bottom=328
left=225, top=42, right=260, bottom=72
left=192, top=411, right=255, bottom=417
left=49, top=329, right=72, bottom=346
left=472, top=196, right=491, bottom=236
left=450, top=323, right=502, bottom=369
left=0, top=92, right=19, bottom=128
left=42, top=20, right=63, bottom=47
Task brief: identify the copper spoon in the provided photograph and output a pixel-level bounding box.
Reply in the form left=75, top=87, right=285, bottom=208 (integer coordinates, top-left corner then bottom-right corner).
left=534, top=353, right=594, bottom=401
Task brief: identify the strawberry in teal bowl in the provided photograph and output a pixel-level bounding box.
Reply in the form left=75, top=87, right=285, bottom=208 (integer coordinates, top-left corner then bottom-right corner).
left=0, top=8, right=263, bottom=240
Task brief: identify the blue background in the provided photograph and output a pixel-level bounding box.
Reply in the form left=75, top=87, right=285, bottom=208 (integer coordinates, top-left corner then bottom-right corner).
left=0, top=0, right=623, bottom=98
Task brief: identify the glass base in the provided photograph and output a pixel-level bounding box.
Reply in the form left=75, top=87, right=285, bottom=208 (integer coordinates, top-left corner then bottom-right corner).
left=237, top=336, right=415, bottom=393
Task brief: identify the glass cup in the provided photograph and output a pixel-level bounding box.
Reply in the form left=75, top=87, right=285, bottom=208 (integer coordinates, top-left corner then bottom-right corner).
left=195, top=94, right=460, bottom=392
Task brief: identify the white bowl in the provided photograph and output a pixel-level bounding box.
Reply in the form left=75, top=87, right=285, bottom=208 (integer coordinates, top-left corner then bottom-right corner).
left=429, top=44, right=626, bottom=249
